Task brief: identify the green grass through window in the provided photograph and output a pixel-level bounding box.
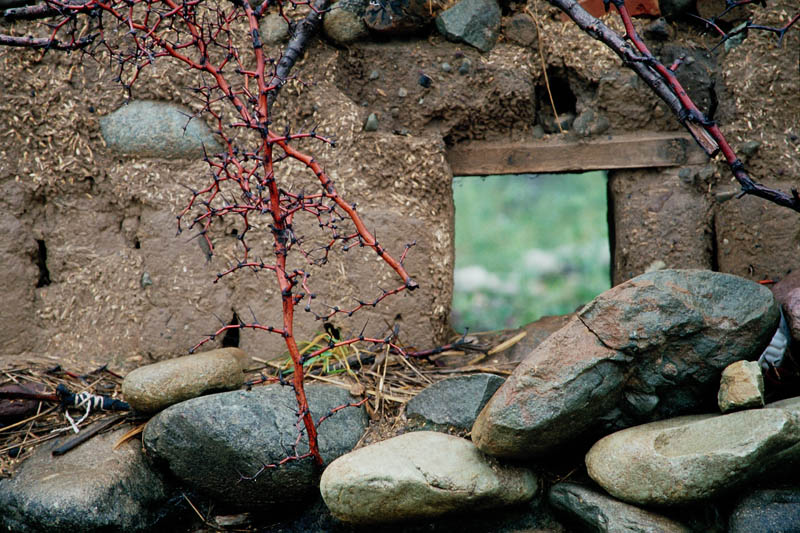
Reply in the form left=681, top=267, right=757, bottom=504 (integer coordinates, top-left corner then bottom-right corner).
left=451, top=171, right=611, bottom=332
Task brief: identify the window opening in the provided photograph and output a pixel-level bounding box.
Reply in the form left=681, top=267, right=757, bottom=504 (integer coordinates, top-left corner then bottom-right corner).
left=451, top=171, right=610, bottom=332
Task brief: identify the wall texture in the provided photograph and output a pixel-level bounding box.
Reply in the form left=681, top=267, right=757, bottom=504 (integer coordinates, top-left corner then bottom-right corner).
left=1, top=1, right=797, bottom=370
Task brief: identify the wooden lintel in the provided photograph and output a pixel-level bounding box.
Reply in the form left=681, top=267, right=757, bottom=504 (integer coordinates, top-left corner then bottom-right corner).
left=445, top=133, right=709, bottom=176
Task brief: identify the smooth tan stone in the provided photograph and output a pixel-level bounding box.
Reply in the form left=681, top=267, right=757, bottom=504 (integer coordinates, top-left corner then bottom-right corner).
left=320, top=431, right=537, bottom=524
left=122, top=348, right=248, bottom=413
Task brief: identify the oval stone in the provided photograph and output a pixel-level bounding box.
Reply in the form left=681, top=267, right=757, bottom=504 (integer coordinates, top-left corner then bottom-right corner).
left=122, top=347, right=248, bottom=413
left=586, top=408, right=800, bottom=505
left=320, top=431, right=537, bottom=524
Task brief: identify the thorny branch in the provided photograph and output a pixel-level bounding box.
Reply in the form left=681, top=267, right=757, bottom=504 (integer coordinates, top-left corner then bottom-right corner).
left=548, top=0, right=800, bottom=212
left=1, top=0, right=417, bottom=467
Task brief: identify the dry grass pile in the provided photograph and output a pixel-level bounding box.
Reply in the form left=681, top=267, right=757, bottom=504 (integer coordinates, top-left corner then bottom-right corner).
left=0, top=329, right=527, bottom=476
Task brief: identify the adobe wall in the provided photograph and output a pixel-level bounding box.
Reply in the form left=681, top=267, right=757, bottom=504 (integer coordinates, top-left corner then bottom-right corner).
left=0, top=0, right=797, bottom=369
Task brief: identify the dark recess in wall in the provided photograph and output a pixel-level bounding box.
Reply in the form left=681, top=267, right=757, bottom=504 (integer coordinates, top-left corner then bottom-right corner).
left=35, top=239, right=51, bottom=288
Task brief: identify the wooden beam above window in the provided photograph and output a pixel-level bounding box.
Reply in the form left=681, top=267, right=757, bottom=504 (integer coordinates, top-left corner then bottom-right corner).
left=446, top=132, right=709, bottom=176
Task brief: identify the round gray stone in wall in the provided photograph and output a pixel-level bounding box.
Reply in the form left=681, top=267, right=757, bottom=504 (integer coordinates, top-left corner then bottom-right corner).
left=100, top=100, right=223, bottom=159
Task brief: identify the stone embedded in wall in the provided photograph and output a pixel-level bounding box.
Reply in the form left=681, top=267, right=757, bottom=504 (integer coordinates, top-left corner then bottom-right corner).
left=609, top=166, right=714, bottom=286
left=572, top=109, right=609, bottom=137
left=406, top=373, right=505, bottom=429
left=659, top=0, right=693, bottom=20
left=503, top=13, right=537, bottom=47
left=100, top=100, right=223, bottom=159
left=436, top=0, right=501, bottom=53
left=549, top=482, right=691, bottom=532
left=585, top=407, right=800, bottom=506
left=323, top=0, right=369, bottom=44
left=729, top=487, right=800, bottom=533
left=260, top=13, right=290, bottom=44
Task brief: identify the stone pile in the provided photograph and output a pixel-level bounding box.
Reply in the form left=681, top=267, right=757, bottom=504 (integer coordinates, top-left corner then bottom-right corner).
left=2, top=269, right=798, bottom=532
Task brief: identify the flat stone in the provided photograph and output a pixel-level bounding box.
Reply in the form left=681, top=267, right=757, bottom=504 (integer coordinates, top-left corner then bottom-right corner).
left=472, top=270, right=779, bottom=459
left=143, top=384, right=367, bottom=506
left=320, top=431, right=537, bottom=524
left=729, top=487, right=800, bottom=533
left=0, top=425, right=172, bottom=532
left=718, top=360, right=764, bottom=413
left=436, top=0, right=501, bottom=53
left=549, top=482, right=690, bottom=532
left=585, top=408, right=800, bottom=505
left=406, top=373, right=504, bottom=430
left=100, top=100, right=223, bottom=159
left=122, top=347, right=248, bottom=413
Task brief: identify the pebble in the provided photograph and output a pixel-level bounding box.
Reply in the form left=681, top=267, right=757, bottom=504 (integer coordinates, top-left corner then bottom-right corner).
left=363, top=113, right=379, bottom=131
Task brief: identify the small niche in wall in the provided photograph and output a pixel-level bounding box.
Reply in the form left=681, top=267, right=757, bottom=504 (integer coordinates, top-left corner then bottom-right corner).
left=451, top=171, right=610, bottom=332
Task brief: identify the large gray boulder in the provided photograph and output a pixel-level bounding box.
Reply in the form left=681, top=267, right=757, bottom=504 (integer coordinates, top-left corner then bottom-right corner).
left=143, top=384, right=367, bottom=506
left=0, top=425, right=173, bottom=533
left=100, top=100, right=223, bottom=158
left=472, top=270, right=779, bottom=459
left=585, top=407, right=800, bottom=505
left=320, top=431, right=537, bottom=524
left=548, top=482, right=690, bottom=532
